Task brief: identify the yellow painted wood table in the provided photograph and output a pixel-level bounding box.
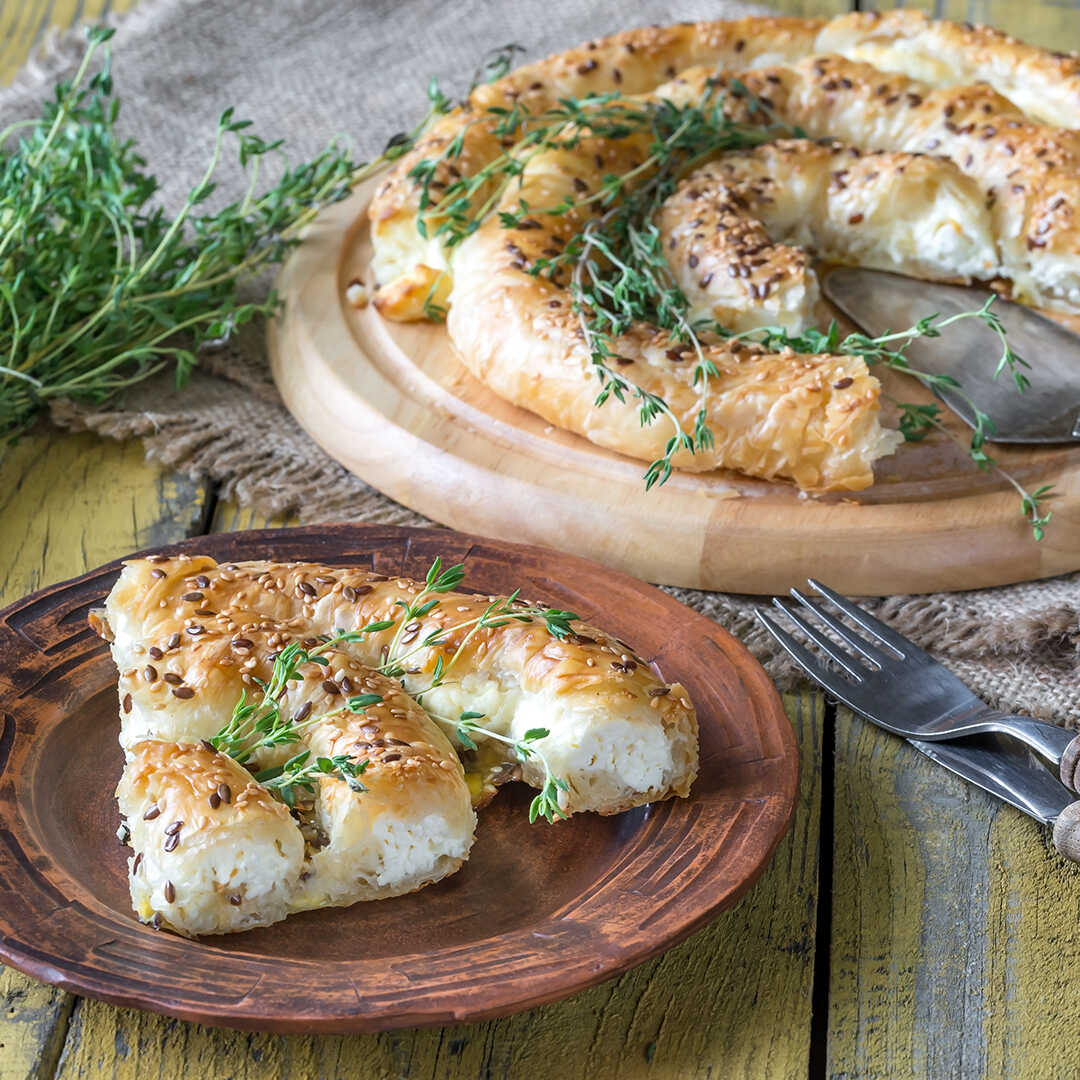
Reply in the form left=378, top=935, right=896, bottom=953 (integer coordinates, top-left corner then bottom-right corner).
left=3, top=2, right=1080, bottom=1078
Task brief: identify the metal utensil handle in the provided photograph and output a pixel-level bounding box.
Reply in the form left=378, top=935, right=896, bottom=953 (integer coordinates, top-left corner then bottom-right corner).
left=1053, top=803, right=1080, bottom=862
left=990, top=717, right=1080, bottom=796
left=1059, top=732, right=1080, bottom=794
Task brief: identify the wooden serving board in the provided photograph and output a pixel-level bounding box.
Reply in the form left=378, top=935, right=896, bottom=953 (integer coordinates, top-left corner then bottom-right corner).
left=269, top=176, right=1080, bottom=596
left=0, top=524, right=795, bottom=1033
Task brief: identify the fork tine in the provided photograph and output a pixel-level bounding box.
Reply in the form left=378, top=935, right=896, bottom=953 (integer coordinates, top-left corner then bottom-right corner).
left=755, top=609, right=869, bottom=713
left=770, top=599, right=867, bottom=679
left=789, top=587, right=888, bottom=666
left=806, top=578, right=912, bottom=658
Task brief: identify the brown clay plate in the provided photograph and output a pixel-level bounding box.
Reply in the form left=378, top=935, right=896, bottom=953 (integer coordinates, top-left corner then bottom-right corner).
left=0, top=524, right=796, bottom=1033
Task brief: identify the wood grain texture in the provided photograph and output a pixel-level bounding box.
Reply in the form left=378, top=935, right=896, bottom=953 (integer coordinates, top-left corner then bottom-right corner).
left=0, top=0, right=136, bottom=85
left=269, top=176, right=1080, bottom=598
left=859, top=0, right=1080, bottom=52
left=0, top=428, right=207, bottom=1080
left=827, top=706, right=1080, bottom=1080
left=51, top=696, right=821, bottom=1080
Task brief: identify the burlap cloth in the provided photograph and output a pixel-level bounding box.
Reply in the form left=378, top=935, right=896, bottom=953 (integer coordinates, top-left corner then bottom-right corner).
left=9, top=0, right=1078, bottom=722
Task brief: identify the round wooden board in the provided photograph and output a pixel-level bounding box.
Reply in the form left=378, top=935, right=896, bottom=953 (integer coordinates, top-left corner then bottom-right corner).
left=0, top=524, right=796, bottom=1034
left=269, top=177, right=1080, bottom=596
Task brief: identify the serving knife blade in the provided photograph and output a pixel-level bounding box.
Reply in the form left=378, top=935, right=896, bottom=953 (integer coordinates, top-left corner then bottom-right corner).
left=823, top=267, right=1080, bottom=443
left=909, top=733, right=1074, bottom=825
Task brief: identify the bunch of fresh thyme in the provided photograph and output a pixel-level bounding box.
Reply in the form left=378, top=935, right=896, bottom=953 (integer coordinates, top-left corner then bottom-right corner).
left=0, top=27, right=449, bottom=438
left=406, top=69, right=1053, bottom=538
left=215, top=557, right=578, bottom=819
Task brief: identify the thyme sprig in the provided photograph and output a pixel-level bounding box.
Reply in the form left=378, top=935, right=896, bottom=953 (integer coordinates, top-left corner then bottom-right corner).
left=255, top=752, right=370, bottom=808
left=408, top=79, right=786, bottom=488
left=451, top=712, right=569, bottom=824
left=0, top=28, right=447, bottom=437
left=216, top=557, right=581, bottom=817
left=711, top=308, right=1054, bottom=539
left=211, top=627, right=390, bottom=803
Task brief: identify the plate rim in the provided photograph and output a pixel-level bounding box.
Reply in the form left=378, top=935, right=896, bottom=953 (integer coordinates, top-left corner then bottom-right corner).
left=0, top=523, right=797, bottom=1033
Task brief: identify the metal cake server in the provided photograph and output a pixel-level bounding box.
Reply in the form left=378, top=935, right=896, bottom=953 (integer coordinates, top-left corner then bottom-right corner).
left=823, top=267, right=1080, bottom=443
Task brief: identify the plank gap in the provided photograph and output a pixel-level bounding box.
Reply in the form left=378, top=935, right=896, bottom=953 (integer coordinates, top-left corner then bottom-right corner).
left=193, top=479, right=221, bottom=539
left=39, top=994, right=77, bottom=1080
left=808, top=698, right=837, bottom=1080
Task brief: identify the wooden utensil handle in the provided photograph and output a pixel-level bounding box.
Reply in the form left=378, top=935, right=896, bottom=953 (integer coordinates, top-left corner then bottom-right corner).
left=1053, top=801, right=1080, bottom=862
left=1060, top=734, right=1080, bottom=793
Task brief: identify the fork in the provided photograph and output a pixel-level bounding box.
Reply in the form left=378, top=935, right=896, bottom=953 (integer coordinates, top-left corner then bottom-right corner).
left=756, top=579, right=1080, bottom=793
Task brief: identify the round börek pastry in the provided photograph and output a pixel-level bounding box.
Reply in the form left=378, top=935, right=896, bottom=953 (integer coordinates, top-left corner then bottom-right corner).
left=96, top=553, right=699, bottom=934
left=369, top=12, right=1079, bottom=492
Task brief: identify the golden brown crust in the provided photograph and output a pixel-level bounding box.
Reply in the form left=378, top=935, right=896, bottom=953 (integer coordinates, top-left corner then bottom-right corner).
left=100, top=555, right=699, bottom=816
left=120, top=739, right=290, bottom=833
left=817, top=10, right=1080, bottom=129
left=365, top=12, right=1078, bottom=492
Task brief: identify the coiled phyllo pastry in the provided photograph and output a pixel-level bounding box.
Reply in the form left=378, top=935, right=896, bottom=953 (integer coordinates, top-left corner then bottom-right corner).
left=369, top=11, right=1080, bottom=492
left=95, top=554, right=698, bottom=935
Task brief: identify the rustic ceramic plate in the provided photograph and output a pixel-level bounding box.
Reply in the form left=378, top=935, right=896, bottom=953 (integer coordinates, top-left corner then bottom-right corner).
left=0, top=524, right=796, bottom=1033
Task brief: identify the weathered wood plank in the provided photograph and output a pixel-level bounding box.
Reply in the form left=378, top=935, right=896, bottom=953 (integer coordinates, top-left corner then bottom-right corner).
left=0, top=427, right=207, bottom=1080
left=984, top=794, right=1080, bottom=1078
left=858, top=0, right=1080, bottom=51
left=827, top=706, right=1080, bottom=1079
left=55, top=667, right=821, bottom=1079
